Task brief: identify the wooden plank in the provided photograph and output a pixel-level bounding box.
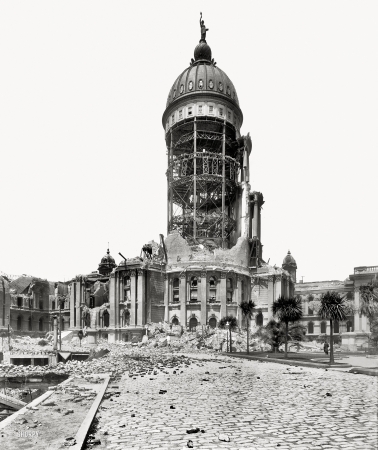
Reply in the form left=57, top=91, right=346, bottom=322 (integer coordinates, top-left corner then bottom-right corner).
left=70, top=374, right=110, bottom=450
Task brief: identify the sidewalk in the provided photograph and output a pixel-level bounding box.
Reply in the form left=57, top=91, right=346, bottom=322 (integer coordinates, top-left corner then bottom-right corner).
left=227, top=352, right=378, bottom=376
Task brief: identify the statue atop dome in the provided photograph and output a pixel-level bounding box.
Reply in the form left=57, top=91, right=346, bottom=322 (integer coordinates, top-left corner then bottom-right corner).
left=200, top=12, right=208, bottom=42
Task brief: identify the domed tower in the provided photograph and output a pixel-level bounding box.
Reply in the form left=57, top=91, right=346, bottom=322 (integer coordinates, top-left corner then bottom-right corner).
left=282, top=250, right=297, bottom=283
left=162, top=15, right=251, bottom=250
left=98, top=249, right=116, bottom=276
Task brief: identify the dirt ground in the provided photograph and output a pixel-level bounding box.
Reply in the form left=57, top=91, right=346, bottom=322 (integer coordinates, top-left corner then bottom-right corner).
left=0, top=376, right=102, bottom=450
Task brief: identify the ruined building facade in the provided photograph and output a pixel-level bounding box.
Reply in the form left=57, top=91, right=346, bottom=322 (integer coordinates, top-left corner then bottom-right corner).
left=65, top=20, right=296, bottom=343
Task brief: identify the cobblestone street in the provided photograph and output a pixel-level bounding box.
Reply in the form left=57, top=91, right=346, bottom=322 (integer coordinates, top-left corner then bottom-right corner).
left=93, top=353, right=378, bottom=450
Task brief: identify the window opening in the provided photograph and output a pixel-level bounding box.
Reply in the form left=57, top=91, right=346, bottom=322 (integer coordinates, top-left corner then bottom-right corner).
left=190, top=277, right=198, bottom=302
left=173, top=278, right=179, bottom=303
left=226, top=278, right=233, bottom=303
left=209, top=276, right=216, bottom=303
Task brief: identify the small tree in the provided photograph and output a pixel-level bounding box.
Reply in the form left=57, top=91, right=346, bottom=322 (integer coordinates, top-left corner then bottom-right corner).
left=253, top=319, right=306, bottom=352
left=318, top=291, right=348, bottom=364
left=219, top=315, right=238, bottom=352
left=272, top=296, right=303, bottom=358
left=239, top=300, right=256, bottom=354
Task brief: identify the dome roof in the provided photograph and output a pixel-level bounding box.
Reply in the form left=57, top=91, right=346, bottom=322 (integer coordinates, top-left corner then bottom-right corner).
left=165, top=24, right=240, bottom=110
left=98, top=249, right=116, bottom=276
left=282, top=250, right=297, bottom=268
left=101, top=249, right=115, bottom=265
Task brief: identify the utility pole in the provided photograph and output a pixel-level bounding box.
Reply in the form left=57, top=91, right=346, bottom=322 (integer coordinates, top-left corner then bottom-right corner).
left=7, top=315, right=10, bottom=350
left=59, top=298, right=62, bottom=351
left=53, top=315, right=58, bottom=351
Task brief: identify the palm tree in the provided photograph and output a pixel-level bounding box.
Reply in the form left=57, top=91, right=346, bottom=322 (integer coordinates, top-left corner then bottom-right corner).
left=359, top=275, right=378, bottom=321
left=272, top=296, right=303, bottom=358
left=239, top=300, right=256, bottom=354
left=219, top=315, right=238, bottom=352
left=318, top=291, right=348, bottom=364
left=253, top=319, right=307, bottom=353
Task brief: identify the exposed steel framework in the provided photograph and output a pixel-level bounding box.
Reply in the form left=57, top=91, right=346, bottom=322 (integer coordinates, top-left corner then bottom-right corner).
left=166, top=116, right=243, bottom=249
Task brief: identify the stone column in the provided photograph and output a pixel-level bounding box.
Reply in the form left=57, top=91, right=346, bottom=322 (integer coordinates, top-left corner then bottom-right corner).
left=354, top=287, right=360, bottom=332
left=200, top=271, right=207, bottom=326
left=130, top=270, right=137, bottom=327
left=220, top=273, right=227, bottom=318
left=236, top=276, right=242, bottom=327
left=109, top=273, right=116, bottom=327
left=304, top=297, right=308, bottom=315
left=275, top=276, right=282, bottom=300
left=267, top=276, right=274, bottom=320
left=164, top=274, right=169, bottom=322
left=75, top=281, right=81, bottom=328
left=70, top=282, right=75, bottom=328
left=179, top=274, right=187, bottom=327
left=137, top=269, right=145, bottom=326
left=146, top=271, right=151, bottom=324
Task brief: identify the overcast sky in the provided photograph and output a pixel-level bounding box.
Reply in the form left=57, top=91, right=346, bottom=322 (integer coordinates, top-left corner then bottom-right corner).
left=0, top=1, right=377, bottom=283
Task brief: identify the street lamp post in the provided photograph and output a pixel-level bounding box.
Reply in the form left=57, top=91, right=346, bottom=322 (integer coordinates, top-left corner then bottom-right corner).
left=226, top=321, right=229, bottom=352
left=229, top=323, right=232, bottom=354
left=7, top=314, right=10, bottom=350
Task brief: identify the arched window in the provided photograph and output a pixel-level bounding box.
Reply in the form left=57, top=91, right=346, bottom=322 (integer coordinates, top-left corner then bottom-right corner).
left=89, top=296, right=95, bottom=308
left=189, top=317, right=198, bottom=331
left=308, top=305, right=314, bottom=315
left=103, top=310, right=109, bottom=328
left=52, top=300, right=56, bottom=310
left=39, top=299, right=43, bottom=309
left=17, top=316, right=22, bottom=331
left=308, top=321, right=314, bottom=334
left=241, top=280, right=245, bottom=302
left=173, top=278, right=179, bottom=303
left=346, top=319, right=353, bottom=332
left=256, top=312, right=263, bottom=327
left=172, top=317, right=179, bottom=326
left=39, top=317, right=44, bottom=331
left=17, top=297, right=23, bottom=308
left=320, top=321, right=327, bottom=334
left=209, top=317, right=217, bottom=328
left=334, top=321, right=339, bottom=333
left=190, top=277, right=198, bottom=302
left=226, top=278, right=233, bottom=303
left=209, top=277, right=216, bottom=303
left=28, top=316, right=32, bottom=331
left=124, top=276, right=131, bottom=301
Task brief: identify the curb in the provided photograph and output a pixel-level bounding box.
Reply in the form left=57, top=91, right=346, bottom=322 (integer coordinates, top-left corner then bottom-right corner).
left=348, top=367, right=378, bottom=377
left=226, top=353, right=353, bottom=370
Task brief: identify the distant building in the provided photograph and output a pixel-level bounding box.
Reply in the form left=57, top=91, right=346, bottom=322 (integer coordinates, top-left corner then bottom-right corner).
left=295, top=265, right=377, bottom=350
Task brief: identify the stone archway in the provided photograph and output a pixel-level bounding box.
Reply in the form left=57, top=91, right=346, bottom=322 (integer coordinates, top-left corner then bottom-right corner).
left=172, top=317, right=179, bottom=326
left=189, top=317, right=198, bottom=331
left=255, top=312, right=263, bottom=327
left=209, top=317, right=217, bottom=329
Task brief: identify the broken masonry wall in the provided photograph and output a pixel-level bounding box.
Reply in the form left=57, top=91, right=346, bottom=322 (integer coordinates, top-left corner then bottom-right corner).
left=149, top=271, right=165, bottom=323
left=165, top=231, right=250, bottom=270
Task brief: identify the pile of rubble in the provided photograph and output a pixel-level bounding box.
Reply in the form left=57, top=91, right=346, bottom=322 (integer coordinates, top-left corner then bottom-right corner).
left=0, top=325, right=274, bottom=380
